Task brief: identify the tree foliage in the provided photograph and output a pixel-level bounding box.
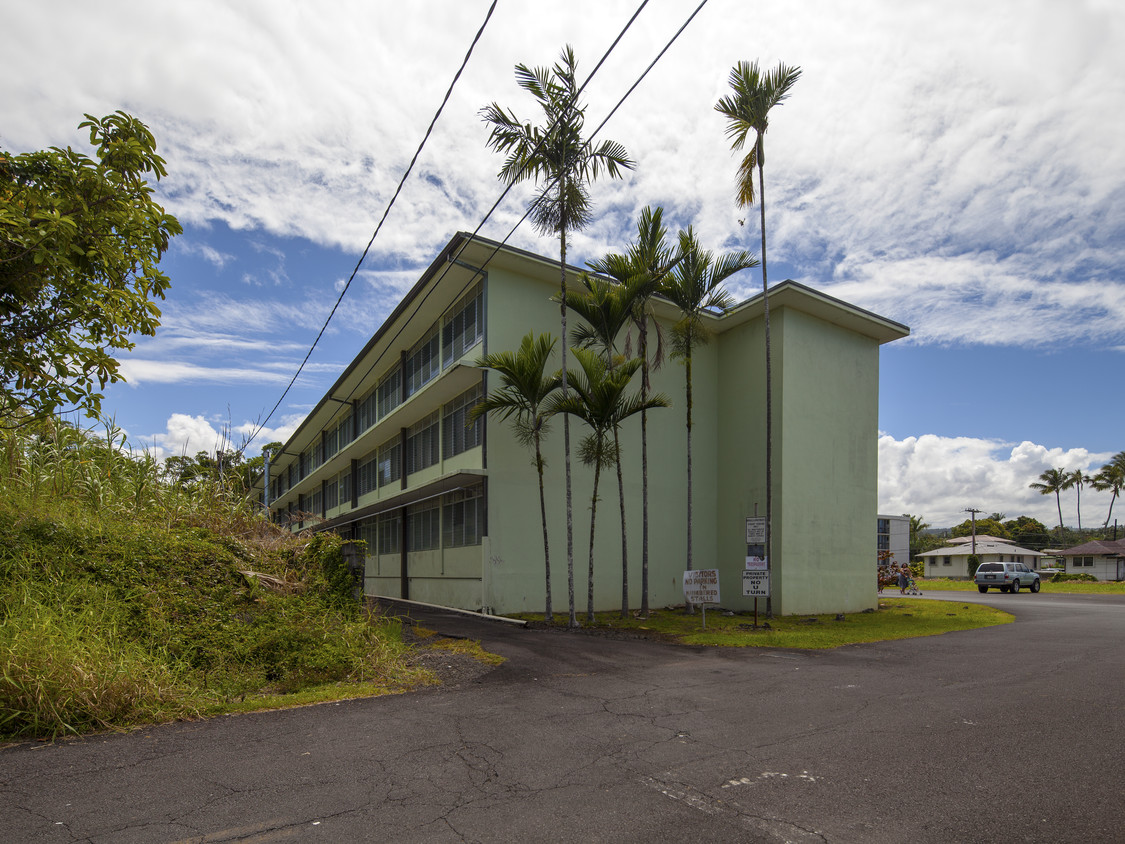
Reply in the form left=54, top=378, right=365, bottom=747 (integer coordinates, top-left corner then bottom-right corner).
left=0, top=112, right=182, bottom=425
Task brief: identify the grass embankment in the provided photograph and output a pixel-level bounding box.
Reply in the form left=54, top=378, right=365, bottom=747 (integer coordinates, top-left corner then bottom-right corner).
left=916, top=577, right=1125, bottom=594
left=520, top=599, right=1012, bottom=648
left=0, top=418, right=484, bottom=742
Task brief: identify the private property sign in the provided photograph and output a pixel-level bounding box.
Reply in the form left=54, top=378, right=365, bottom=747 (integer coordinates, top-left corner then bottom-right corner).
left=742, top=570, right=770, bottom=597
left=683, top=569, right=720, bottom=605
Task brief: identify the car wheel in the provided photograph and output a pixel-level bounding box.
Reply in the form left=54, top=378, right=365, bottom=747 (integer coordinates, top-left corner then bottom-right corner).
left=1011, top=580, right=1020, bottom=593
left=978, top=585, right=988, bottom=593
left=1030, top=580, right=1041, bottom=593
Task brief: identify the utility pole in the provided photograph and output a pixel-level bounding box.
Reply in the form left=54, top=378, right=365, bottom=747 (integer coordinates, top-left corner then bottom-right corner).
left=964, top=508, right=982, bottom=556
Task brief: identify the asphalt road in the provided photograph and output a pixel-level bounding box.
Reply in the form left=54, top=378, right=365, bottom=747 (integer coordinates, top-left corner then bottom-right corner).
left=3, top=591, right=1123, bottom=843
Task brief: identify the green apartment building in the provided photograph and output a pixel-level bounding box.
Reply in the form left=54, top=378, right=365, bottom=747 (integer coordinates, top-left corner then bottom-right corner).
left=261, top=232, right=909, bottom=616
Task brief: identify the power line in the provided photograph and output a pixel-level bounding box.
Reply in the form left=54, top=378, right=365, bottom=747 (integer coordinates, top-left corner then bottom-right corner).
left=244, top=0, right=498, bottom=451
left=253, top=0, right=710, bottom=465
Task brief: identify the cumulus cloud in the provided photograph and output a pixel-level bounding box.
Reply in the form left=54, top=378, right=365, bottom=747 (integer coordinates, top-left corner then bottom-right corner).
left=878, top=432, right=1117, bottom=527
left=136, top=412, right=305, bottom=463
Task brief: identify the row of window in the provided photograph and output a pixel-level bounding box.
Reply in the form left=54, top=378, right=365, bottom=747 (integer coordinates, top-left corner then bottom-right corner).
left=354, top=486, right=485, bottom=555
left=269, top=282, right=483, bottom=500
left=276, top=384, right=485, bottom=522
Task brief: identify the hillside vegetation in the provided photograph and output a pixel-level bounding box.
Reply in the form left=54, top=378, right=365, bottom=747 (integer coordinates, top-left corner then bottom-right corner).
left=0, top=417, right=431, bottom=741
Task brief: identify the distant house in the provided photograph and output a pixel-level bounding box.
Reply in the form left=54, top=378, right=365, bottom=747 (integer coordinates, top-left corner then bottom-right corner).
left=918, top=539, right=1047, bottom=579
left=1054, top=539, right=1125, bottom=581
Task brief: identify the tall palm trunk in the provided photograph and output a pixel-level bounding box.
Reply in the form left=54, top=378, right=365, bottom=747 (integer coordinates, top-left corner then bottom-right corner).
left=587, top=458, right=602, bottom=623
left=560, top=213, right=576, bottom=629
left=685, top=351, right=694, bottom=574
left=535, top=432, right=552, bottom=623
left=757, top=144, right=774, bottom=618
left=615, top=426, right=628, bottom=617
left=639, top=323, right=651, bottom=618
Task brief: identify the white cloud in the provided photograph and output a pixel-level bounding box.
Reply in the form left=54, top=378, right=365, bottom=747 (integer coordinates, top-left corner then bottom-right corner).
left=879, top=432, right=1117, bottom=528
left=135, top=412, right=305, bottom=463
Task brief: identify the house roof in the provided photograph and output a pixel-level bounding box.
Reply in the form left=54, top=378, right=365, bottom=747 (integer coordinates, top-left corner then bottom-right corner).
left=947, top=535, right=1013, bottom=545
left=918, top=541, right=1046, bottom=558
left=1055, top=539, right=1125, bottom=557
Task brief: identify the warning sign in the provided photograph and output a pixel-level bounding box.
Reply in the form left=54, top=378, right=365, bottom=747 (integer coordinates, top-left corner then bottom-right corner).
left=742, top=570, right=770, bottom=597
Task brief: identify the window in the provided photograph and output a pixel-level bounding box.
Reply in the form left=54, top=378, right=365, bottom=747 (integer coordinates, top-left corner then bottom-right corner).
left=339, top=470, right=351, bottom=504
left=406, top=411, right=440, bottom=475
left=407, top=500, right=440, bottom=551
left=443, top=486, right=485, bottom=547
left=358, top=387, right=379, bottom=433
left=377, top=436, right=401, bottom=488
left=358, top=518, right=378, bottom=559
left=377, top=367, right=402, bottom=419
left=325, top=478, right=338, bottom=510
left=943, top=556, right=952, bottom=566
left=443, top=384, right=484, bottom=459
left=307, top=489, right=322, bottom=517
left=357, top=450, right=380, bottom=496
left=928, top=559, right=936, bottom=566
left=443, top=283, right=483, bottom=367
left=378, top=511, right=401, bottom=555
left=877, top=534, right=890, bottom=552
left=404, top=327, right=440, bottom=398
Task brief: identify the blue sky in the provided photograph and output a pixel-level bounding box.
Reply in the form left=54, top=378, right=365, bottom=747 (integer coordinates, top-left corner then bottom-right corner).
left=3, top=0, right=1123, bottom=528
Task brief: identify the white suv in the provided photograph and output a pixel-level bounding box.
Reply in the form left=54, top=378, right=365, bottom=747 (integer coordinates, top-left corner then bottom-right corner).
left=974, top=562, right=1041, bottom=594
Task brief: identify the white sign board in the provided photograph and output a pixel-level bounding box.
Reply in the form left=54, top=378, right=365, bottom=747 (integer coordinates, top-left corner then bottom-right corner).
left=745, top=516, right=766, bottom=544
left=683, top=569, right=720, bottom=605
left=745, top=555, right=768, bottom=572
left=742, top=570, right=770, bottom=597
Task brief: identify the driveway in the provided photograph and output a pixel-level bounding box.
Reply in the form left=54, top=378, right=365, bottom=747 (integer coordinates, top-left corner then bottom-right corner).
left=2, top=593, right=1123, bottom=843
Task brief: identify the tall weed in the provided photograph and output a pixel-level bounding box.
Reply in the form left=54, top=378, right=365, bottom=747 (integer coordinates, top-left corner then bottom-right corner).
left=0, top=415, right=421, bottom=740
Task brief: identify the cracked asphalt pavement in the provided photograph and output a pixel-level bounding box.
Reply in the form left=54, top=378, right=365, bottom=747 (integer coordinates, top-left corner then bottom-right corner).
left=2, top=592, right=1123, bottom=843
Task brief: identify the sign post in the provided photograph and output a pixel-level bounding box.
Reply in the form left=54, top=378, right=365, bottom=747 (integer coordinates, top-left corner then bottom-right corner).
left=683, top=569, right=720, bottom=629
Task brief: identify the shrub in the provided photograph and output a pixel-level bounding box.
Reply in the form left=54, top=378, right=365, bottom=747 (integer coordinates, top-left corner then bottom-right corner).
left=1051, top=572, right=1099, bottom=583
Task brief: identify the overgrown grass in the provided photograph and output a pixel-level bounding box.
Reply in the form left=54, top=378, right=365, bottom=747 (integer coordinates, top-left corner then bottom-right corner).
left=918, top=577, right=1125, bottom=594
left=518, top=599, right=1012, bottom=648
left=0, top=417, right=445, bottom=741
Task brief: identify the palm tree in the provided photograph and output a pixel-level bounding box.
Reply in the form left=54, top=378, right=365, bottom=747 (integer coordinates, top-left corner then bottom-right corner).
left=550, top=347, right=669, bottom=623
left=482, top=45, right=634, bottom=628
left=1091, top=452, right=1125, bottom=528
left=471, top=334, right=561, bottom=622
left=1030, top=468, right=1069, bottom=536
left=587, top=206, right=676, bottom=618
left=560, top=272, right=640, bottom=617
left=716, top=59, right=801, bottom=617
left=661, top=228, right=756, bottom=588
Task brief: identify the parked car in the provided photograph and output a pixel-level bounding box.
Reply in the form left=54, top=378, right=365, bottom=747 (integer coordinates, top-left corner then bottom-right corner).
left=974, top=562, right=1041, bottom=593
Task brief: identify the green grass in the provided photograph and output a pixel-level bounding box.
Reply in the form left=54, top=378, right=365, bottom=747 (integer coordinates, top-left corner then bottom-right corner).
left=517, top=599, right=1013, bottom=648
left=919, top=577, right=1125, bottom=594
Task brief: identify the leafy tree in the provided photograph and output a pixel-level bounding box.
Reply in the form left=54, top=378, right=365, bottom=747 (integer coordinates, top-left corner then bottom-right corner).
left=715, top=59, right=801, bottom=617
left=1091, top=452, right=1125, bottom=528
left=471, top=334, right=561, bottom=622
left=951, top=518, right=1007, bottom=540
left=550, top=347, right=668, bottom=624
left=1001, top=515, right=1051, bottom=550
left=586, top=206, right=677, bottom=618
left=1030, top=468, right=1069, bottom=535
left=482, top=46, right=634, bottom=627
left=1, top=112, right=182, bottom=425
left=661, top=228, right=755, bottom=585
